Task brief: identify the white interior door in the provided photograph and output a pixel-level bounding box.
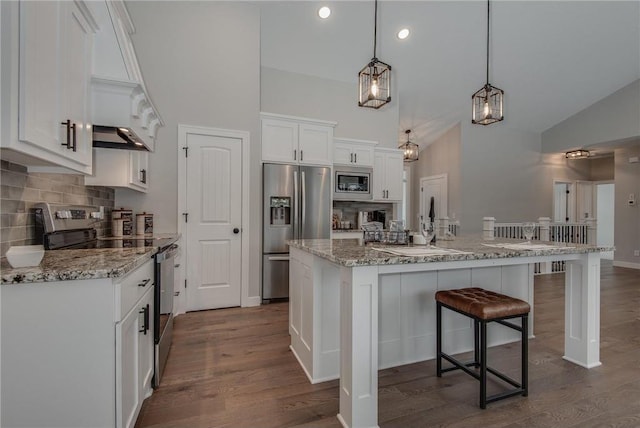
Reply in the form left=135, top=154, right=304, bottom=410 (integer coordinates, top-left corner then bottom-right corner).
left=419, top=174, right=448, bottom=230
left=596, top=183, right=615, bottom=260
left=185, top=131, right=242, bottom=310
left=576, top=180, right=596, bottom=221
left=553, top=181, right=576, bottom=223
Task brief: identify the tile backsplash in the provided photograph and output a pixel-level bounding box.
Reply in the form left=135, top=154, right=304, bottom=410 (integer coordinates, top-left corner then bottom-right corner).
left=1, top=160, right=115, bottom=257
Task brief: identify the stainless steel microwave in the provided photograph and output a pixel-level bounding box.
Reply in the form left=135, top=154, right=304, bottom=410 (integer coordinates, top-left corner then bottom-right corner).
left=334, top=166, right=372, bottom=200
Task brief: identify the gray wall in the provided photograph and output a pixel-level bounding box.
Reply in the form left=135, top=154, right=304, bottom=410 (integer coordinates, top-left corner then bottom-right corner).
left=261, top=67, right=399, bottom=148
left=542, top=79, right=640, bottom=153
left=410, top=123, right=462, bottom=230
left=613, top=143, right=640, bottom=267
left=121, top=1, right=262, bottom=298
left=589, top=157, right=615, bottom=182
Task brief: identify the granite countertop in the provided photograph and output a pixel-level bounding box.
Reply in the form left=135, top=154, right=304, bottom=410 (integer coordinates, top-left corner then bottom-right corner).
left=288, top=236, right=614, bottom=267
left=1, top=247, right=157, bottom=285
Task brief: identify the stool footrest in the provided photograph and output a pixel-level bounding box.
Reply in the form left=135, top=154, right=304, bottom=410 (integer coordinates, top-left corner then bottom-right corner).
left=439, top=353, right=481, bottom=380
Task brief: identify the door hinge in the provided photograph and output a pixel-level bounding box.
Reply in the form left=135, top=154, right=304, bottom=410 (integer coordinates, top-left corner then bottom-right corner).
left=182, top=212, right=189, bottom=223
left=182, top=146, right=188, bottom=157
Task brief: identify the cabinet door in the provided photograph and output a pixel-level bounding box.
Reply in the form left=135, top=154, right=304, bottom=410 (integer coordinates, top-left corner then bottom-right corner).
left=333, top=142, right=353, bottom=165
left=59, top=0, right=93, bottom=166
left=116, top=303, right=141, bottom=428
left=129, top=151, right=149, bottom=192
left=138, top=287, right=154, bottom=402
left=298, top=123, right=332, bottom=166
left=384, top=152, right=404, bottom=201
left=352, top=145, right=374, bottom=167
left=262, top=118, right=298, bottom=163
left=18, top=1, right=62, bottom=153
left=372, top=152, right=386, bottom=200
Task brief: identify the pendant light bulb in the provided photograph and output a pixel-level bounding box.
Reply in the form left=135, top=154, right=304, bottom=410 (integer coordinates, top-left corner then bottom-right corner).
left=371, top=78, right=379, bottom=97
left=483, top=100, right=490, bottom=118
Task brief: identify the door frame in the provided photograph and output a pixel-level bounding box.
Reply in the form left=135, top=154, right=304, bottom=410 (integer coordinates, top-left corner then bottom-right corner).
left=176, top=124, right=252, bottom=315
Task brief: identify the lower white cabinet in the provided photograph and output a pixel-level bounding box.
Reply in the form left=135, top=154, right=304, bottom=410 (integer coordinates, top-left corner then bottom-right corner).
left=1, top=258, right=155, bottom=428
left=86, top=148, right=149, bottom=192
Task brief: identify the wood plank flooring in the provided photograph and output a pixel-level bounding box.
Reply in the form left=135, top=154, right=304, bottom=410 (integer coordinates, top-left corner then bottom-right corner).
left=136, top=262, right=640, bottom=428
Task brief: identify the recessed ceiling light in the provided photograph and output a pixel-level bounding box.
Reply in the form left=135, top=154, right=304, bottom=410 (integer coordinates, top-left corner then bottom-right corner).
left=397, top=28, right=410, bottom=40
left=318, top=6, right=331, bottom=19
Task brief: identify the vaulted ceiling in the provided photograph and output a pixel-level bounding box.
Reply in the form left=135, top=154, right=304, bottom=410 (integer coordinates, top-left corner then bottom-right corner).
left=259, top=1, right=640, bottom=147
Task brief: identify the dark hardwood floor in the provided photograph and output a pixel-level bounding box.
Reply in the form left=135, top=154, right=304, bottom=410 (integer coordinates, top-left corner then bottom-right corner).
left=136, top=262, right=640, bottom=428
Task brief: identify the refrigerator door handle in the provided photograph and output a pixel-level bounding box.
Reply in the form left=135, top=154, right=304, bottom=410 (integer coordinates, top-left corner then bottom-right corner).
left=301, top=170, right=306, bottom=237
left=293, top=170, right=299, bottom=239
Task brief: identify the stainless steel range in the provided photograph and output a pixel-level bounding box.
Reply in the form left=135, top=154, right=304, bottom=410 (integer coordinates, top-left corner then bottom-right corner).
left=34, top=202, right=177, bottom=388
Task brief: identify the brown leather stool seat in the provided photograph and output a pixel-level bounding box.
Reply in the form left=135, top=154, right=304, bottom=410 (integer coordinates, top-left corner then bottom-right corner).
left=436, top=287, right=530, bottom=409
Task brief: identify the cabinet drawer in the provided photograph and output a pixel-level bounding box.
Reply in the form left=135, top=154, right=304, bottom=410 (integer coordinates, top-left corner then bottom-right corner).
left=115, top=259, right=154, bottom=322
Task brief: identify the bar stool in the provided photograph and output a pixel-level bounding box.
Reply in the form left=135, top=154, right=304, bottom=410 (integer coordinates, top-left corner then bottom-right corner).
left=435, top=287, right=530, bottom=409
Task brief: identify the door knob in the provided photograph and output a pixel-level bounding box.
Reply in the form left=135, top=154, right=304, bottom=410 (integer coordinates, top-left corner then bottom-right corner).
left=233, top=228, right=240, bottom=234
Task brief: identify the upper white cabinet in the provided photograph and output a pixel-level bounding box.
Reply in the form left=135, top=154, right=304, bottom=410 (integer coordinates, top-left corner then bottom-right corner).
left=0, top=1, right=97, bottom=173
left=373, top=148, right=404, bottom=201
left=86, top=148, right=149, bottom=192
left=333, top=138, right=377, bottom=167
left=261, top=113, right=336, bottom=166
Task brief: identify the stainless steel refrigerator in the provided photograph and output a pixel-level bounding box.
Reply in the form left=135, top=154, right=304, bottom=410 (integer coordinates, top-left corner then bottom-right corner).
left=263, top=163, right=331, bottom=300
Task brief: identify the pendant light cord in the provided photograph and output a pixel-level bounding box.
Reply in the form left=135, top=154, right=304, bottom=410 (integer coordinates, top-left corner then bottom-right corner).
left=373, top=0, right=378, bottom=58
left=486, top=0, right=490, bottom=85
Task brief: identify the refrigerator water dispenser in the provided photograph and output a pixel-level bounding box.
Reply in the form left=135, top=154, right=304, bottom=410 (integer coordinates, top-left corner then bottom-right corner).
left=270, top=197, right=291, bottom=226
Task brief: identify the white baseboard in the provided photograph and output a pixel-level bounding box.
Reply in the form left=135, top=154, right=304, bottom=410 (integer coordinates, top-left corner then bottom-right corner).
left=242, top=295, right=262, bottom=307
left=613, top=260, right=640, bottom=270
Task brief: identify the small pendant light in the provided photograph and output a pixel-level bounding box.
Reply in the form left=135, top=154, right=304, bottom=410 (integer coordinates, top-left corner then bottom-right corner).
left=472, top=0, right=504, bottom=125
left=400, top=130, right=419, bottom=162
left=358, top=0, right=391, bottom=109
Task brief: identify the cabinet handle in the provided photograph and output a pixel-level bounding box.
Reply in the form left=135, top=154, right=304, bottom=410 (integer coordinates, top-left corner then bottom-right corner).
left=294, top=150, right=297, bottom=161
left=61, top=119, right=71, bottom=149
left=70, top=122, right=77, bottom=152
left=354, top=153, right=357, bottom=163
left=140, top=169, right=147, bottom=184
left=300, top=150, right=303, bottom=161
left=138, top=278, right=151, bottom=287
left=139, top=304, right=150, bottom=335
left=350, top=153, right=354, bottom=163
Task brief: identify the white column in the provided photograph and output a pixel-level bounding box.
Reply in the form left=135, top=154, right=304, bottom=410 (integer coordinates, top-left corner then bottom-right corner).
left=439, top=216, right=449, bottom=238
left=586, top=217, right=597, bottom=245
left=338, top=265, right=380, bottom=428
left=538, top=217, right=552, bottom=274
left=563, top=252, right=602, bottom=368
left=483, top=217, right=495, bottom=240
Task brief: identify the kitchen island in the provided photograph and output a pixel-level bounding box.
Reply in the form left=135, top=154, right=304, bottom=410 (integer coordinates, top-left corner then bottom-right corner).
left=287, top=237, right=611, bottom=428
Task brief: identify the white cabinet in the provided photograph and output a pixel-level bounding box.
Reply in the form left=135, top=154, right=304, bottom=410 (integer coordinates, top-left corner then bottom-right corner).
left=333, top=138, right=377, bottom=167
left=373, top=148, right=404, bottom=201
left=0, top=257, right=155, bottom=428
left=86, top=148, right=149, bottom=192
left=117, top=284, right=153, bottom=428
left=261, top=113, right=336, bottom=166
left=1, top=1, right=96, bottom=173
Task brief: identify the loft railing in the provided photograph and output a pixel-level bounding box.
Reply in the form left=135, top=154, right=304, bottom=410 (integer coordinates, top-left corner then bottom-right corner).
left=484, top=217, right=597, bottom=274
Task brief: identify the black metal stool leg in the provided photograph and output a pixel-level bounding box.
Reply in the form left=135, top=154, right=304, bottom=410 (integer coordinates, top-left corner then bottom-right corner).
left=480, top=320, right=487, bottom=409
left=474, top=319, right=480, bottom=367
left=522, top=314, right=528, bottom=397
left=437, top=302, right=442, bottom=377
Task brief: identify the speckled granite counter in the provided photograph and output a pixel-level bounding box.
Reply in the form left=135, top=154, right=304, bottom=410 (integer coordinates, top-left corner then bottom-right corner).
left=1, top=247, right=156, bottom=284
left=288, top=236, right=612, bottom=267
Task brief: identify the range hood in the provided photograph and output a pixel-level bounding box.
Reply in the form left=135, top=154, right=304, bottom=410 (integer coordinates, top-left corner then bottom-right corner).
left=89, top=1, right=163, bottom=152
left=93, top=125, right=149, bottom=151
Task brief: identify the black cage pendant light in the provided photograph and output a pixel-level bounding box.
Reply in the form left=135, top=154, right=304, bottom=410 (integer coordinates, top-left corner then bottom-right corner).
left=358, top=0, right=391, bottom=109
left=400, top=130, right=419, bottom=162
left=472, top=0, right=504, bottom=125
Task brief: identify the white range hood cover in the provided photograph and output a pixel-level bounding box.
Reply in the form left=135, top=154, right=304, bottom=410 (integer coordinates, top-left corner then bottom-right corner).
left=89, top=0, right=163, bottom=152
